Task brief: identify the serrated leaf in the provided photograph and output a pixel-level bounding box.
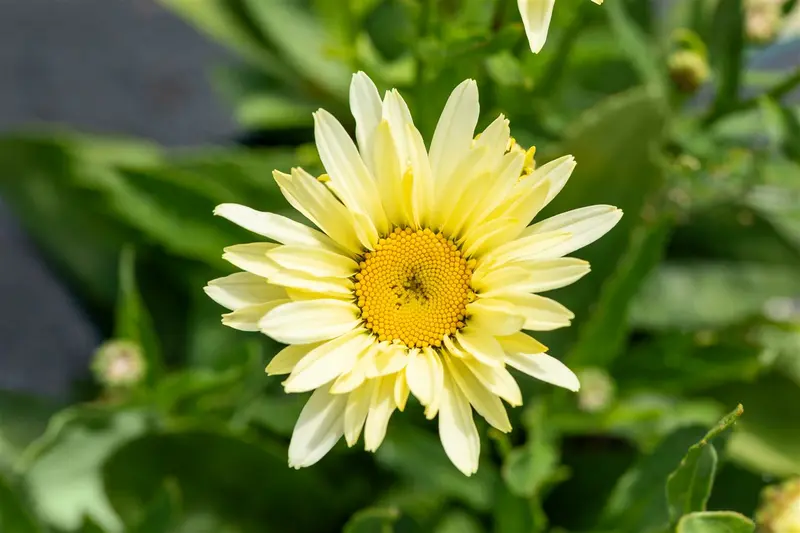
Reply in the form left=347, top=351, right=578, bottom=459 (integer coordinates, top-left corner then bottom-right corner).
left=676, top=511, right=755, bottom=533
left=666, top=405, right=743, bottom=523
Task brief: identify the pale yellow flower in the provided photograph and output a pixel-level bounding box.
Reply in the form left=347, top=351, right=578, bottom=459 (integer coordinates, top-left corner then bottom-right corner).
left=518, top=0, right=604, bottom=53
left=206, top=72, right=622, bottom=475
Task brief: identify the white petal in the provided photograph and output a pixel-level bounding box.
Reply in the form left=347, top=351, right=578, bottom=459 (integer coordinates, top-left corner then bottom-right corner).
left=329, top=343, right=378, bottom=394
left=215, top=204, right=338, bottom=249
left=288, top=387, right=347, bottom=469
left=222, top=300, right=288, bottom=332
left=366, top=343, right=408, bottom=378
left=466, top=299, right=525, bottom=337
left=531, top=154, right=576, bottom=207
left=273, top=169, right=363, bottom=254
left=267, top=246, right=358, bottom=278
left=205, top=272, right=286, bottom=311
left=498, top=293, right=574, bottom=331
left=476, top=258, right=591, bottom=295
left=314, top=109, right=388, bottom=236
left=522, top=205, right=623, bottom=258
left=222, top=243, right=280, bottom=279
left=456, top=329, right=505, bottom=368
left=438, top=374, right=480, bottom=476
left=461, top=217, right=520, bottom=259
left=505, top=351, right=580, bottom=392
left=372, top=120, right=409, bottom=227
left=394, top=372, right=410, bottom=411
left=460, top=356, right=523, bottom=407
left=266, top=343, right=321, bottom=375
left=350, top=72, right=383, bottom=170
left=382, top=89, right=414, bottom=170
left=364, top=376, right=397, bottom=452
left=517, top=0, right=557, bottom=53
left=406, top=123, right=434, bottom=227
left=496, top=331, right=548, bottom=355
left=429, top=79, right=479, bottom=192
left=480, top=231, right=572, bottom=268
left=267, top=268, right=354, bottom=298
left=405, top=348, right=443, bottom=414
left=344, top=380, right=374, bottom=447
left=259, top=299, right=361, bottom=344
left=283, top=330, right=374, bottom=393
left=445, top=356, right=512, bottom=433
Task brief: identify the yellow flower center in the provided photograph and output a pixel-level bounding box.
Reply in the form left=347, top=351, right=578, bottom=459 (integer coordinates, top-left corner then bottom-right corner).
left=354, top=227, right=474, bottom=349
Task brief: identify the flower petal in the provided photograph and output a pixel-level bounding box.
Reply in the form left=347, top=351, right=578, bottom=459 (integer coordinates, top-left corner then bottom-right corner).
left=222, top=300, right=288, bottom=332
left=456, top=328, right=505, bottom=367
left=497, top=293, right=574, bottom=331
left=476, top=258, right=591, bottom=295
left=288, top=387, right=347, bottom=469
left=445, top=355, right=512, bottom=433
left=366, top=342, right=408, bottom=378
left=259, top=299, right=362, bottom=344
left=429, top=79, right=480, bottom=193
left=266, top=343, right=321, bottom=375
left=267, top=246, right=358, bottom=278
left=460, top=356, right=523, bottom=407
left=314, top=109, right=388, bottom=238
left=222, top=243, right=280, bottom=279
left=364, top=376, right=397, bottom=452
left=215, top=203, right=339, bottom=250
left=466, top=299, right=525, bottom=337
left=521, top=205, right=624, bottom=258
left=405, top=347, right=444, bottom=418
left=267, top=269, right=354, bottom=298
left=273, top=168, right=363, bottom=253
left=517, top=0, right=557, bottom=53
left=504, top=349, right=580, bottom=392
left=438, top=374, right=480, bottom=476
left=205, top=272, right=286, bottom=311
left=344, top=379, right=374, bottom=447
left=350, top=72, right=383, bottom=170
left=283, top=329, right=373, bottom=393
left=394, top=372, right=410, bottom=411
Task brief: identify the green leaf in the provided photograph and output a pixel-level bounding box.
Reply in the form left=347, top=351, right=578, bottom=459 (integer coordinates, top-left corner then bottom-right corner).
left=714, top=374, right=800, bottom=476
left=242, top=0, right=351, bottom=99
left=103, top=430, right=372, bottom=533
left=666, top=405, right=744, bottom=522
left=502, top=405, right=560, bottom=499
left=630, top=262, right=800, bottom=330
left=539, top=88, right=668, bottom=354
left=128, top=480, right=181, bottom=533
left=708, top=0, right=744, bottom=118
left=115, top=246, right=163, bottom=381
left=365, top=0, right=417, bottom=62
left=568, top=214, right=672, bottom=367
left=434, top=510, right=484, bottom=533
left=0, top=470, right=45, bottom=533
left=492, top=484, right=535, bottom=533
left=375, top=422, right=497, bottom=512
left=676, top=511, right=755, bottom=533
left=600, top=426, right=709, bottom=533
left=19, top=409, right=149, bottom=532
left=343, top=507, right=400, bottom=533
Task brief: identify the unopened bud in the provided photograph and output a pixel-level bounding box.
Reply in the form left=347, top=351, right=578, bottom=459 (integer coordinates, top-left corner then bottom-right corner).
left=91, top=340, right=146, bottom=388
left=577, top=367, right=615, bottom=413
left=668, top=50, right=710, bottom=94
left=746, top=0, right=783, bottom=44
left=756, top=478, right=800, bottom=533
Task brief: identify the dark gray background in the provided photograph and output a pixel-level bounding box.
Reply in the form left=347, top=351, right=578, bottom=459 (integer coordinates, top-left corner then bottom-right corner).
left=0, top=0, right=234, bottom=397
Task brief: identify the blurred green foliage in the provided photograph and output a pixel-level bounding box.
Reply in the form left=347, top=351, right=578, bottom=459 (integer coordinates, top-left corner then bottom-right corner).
left=2, top=0, right=800, bottom=532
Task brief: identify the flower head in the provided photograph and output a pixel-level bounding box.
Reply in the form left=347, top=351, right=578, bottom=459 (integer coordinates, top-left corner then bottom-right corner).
left=91, top=340, right=147, bottom=389
left=206, top=72, right=622, bottom=475
left=518, top=0, right=604, bottom=54
left=757, top=478, right=800, bottom=533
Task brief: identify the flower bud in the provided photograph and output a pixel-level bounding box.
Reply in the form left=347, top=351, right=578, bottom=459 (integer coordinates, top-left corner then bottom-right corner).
left=746, top=0, right=784, bottom=44
left=756, top=478, right=800, bottom=533
left=91, top=340, right=146, bottom=388
left=577, top=367, right=615, bottom=413
left=668, top=50, right=710, bottom=94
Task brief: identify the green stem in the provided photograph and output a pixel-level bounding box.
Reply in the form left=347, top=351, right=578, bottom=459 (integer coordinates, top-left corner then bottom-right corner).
left=704, top=67, right=800, bottom=126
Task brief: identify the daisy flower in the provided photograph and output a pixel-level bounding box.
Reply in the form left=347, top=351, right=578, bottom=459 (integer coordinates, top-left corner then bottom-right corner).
left=205, top=72, right=622, bottom=475
left=518, top=0, right=604, bottom=53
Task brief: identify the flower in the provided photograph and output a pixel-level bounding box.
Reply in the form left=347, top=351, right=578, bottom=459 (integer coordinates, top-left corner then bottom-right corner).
left=91, top=340, right=147, bottom=388
left=757, top=478, right=800, bottom=533
left=518, top=0, right=604, bottom=54
left=206, top=72, right=622, bottom=475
